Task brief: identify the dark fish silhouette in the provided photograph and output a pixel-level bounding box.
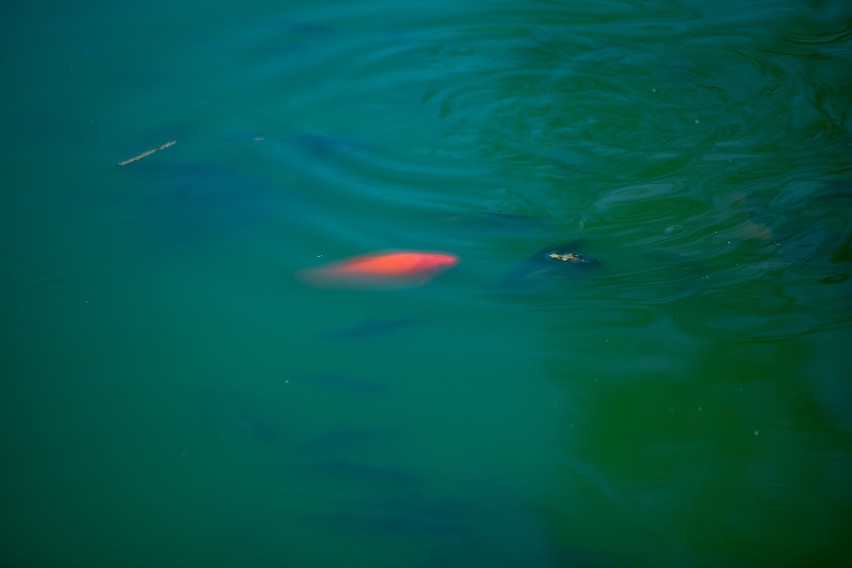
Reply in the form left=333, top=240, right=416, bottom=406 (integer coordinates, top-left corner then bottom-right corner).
left=296, top=427, right=385, bottom=457
left=311, top=459, right=421, bottom=488
left=128, top=162, right=318, bottom=246
left=227, top=132, right=371, bottom=160
left=317, top=495, right=469, bottom=536
left=229, top=408, right=280, bottom=444
left=321, top=314, right=424, bottom=340
left=200, top=389, right=281, bottom=444
left=290, top=133, right=371, bottom=157
left=502, top=241, right=599, bottom=290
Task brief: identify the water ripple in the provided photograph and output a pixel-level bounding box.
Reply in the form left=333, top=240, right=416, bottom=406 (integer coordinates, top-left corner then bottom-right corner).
left=136, top=0, right=851, bottom=343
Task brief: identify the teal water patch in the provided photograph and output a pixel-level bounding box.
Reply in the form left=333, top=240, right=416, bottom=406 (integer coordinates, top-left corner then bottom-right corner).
left=2, top=0, right=851, bottom=566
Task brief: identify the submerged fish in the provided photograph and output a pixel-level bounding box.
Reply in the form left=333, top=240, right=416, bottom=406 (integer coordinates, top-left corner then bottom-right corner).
left=311, top=459, right=421, bottom=488
left=317, top=495, right=469, bottom=536
left=131, top=162, right=315, bottom=246
left=200, top=390, right=281, bottom=444
left=296, top=427, right=386, bottom=457
left=502, top=241, right=599, bottom=289
left=299, top=250, right=459, bottom=289
left=321, top=314, right=424, bottom=340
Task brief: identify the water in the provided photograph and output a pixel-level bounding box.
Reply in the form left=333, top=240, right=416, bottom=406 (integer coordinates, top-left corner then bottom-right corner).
left=2, top=0, right=851, bottom=566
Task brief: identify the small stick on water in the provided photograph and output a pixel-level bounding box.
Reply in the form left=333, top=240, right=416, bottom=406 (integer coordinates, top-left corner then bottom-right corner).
left=116, top=140, right=176, bottom=166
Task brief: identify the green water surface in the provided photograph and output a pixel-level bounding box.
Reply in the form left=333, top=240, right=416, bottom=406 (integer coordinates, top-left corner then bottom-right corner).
left=2, top=1, right=851, bottom=566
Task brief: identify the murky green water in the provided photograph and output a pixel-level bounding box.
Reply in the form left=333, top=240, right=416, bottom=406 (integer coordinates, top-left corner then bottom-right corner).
left=2, top=1, right=851, bottom=566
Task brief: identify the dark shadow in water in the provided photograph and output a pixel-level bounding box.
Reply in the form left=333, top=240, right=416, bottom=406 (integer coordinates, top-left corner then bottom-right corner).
left=200, top=389, right=282, bottom=445
left=229, top=408, right=280, bottom=444
left=288, top=132, right=372, bottom=158
left=500, top=240, right=600, bottom=291
left=124, top=161, right=315, bottom=246
left=322, top=495, right=471, bottom=537
left=320, top=314, right=425, bottom=340
left=227, top=132, right=372, bottom=161
left=309, top=459, right=422, bottom=489
left=295, top=426, right=388, bottom=457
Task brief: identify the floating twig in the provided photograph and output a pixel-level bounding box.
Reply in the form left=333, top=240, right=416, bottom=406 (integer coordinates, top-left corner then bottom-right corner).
left=116, top=140, right=176, bottom=166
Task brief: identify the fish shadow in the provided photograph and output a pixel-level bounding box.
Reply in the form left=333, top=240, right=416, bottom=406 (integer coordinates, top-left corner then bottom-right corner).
left=319, top=313, right=426, bottom=341
left=126, top=161, right=318, bottom=247
left=199, top=388, right=284, bottom=445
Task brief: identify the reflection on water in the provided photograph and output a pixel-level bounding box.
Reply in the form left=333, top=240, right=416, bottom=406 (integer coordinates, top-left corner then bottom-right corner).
left=3, top=0, right=851, bottom=566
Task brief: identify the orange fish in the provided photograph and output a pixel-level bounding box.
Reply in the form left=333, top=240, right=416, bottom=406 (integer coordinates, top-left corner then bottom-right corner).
left=299, top=250, right=459, bottom=289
